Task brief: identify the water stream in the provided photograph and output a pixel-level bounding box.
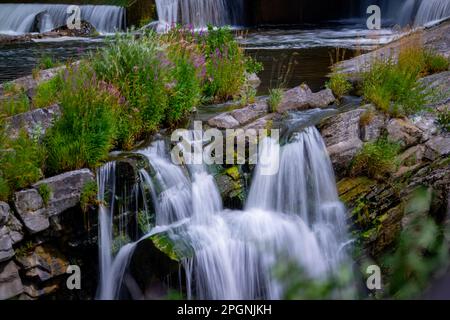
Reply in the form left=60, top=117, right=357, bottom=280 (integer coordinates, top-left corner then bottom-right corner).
left=96, top=126, right=353, bottom=300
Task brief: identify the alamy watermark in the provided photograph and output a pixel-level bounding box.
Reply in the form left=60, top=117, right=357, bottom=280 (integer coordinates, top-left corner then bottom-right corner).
left=367, top=5, right=381, bottom=30
left=170, top=121, right=280, bottom=176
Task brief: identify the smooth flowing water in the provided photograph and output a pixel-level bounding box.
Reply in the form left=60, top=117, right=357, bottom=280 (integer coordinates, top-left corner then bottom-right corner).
left=155, top=0, right=244, bottom=29
left=96, top=126, right=353, bottom=300
left=0, top=4, right=125, bottom=35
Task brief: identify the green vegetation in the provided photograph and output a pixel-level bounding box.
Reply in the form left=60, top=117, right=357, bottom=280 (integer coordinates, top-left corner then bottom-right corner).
left=37, top=183, right=52, bottom=206
left=351, top=138, right=401, bottom=180
left=326, top=73, right=352, bottom=99
left=32, top=76, right=64, bottom=109
left=0, top=91, right=30, bottom=117
left=44, top=64, right=120, bottom=174
left=267, top=88, right=284, bottom=113
left=80, top=180, right=98, bottom=213
left=383, top=187, right=448, bottom=299
left=0, top=126, right=45, bottom=201
left=437, top=107, right=450, bottom=132
left=37, top=55, right=61, bottom=70
left=1, top=26, right=259, bottom=194
left=362, top=47, right=448, bottom=117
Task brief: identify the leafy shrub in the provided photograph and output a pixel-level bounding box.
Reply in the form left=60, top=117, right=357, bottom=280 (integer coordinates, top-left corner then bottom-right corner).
left=201, top=26, right=248, bottom=102
left=33, top=75, right=64, bottom=109
left=165, top=45, right=202, bottom=125
left=80, top=180, right=98, bottom=213
left=327, top=73, right=352, bottom=99
left=268, top=88, right=284, bottom=113
left=44, top=65, right=119, bottom=174
left=92, top=33, right=168, bottom=148
left=0, top=127, right=45, bottom=200
left=351, top=138, right=401, bottom=180
left=37, top=183, right=52, bottom=206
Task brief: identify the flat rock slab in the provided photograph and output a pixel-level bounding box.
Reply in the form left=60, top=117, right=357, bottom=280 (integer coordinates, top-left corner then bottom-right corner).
left=335, top=20, right=450, bottom=80
left=15, top=169, right=94, bottom=234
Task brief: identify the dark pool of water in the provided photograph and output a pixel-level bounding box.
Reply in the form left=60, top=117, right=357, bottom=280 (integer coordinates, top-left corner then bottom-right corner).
left=248, top=47, right=358, bottom=94
left=0, top=39, right=105, bottom=83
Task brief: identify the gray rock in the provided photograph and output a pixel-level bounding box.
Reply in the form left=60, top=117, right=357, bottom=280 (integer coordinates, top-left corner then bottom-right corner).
left=277, top=85, right=313, bottom=112
left=319, top=109, right=366, bottom=175
left=243, top=113, right=279, bottom=130
left=424, top=135, right=450, bottom=161
left=0, top=202, right=10, bottom=226
left=327, top=139, right=364, bottom=175
left=33, top=169, right=94, bottom=217
left=308, top=88, right=336, bottom=108
left=6, top=104, right=61, bottom=140
left=320, top=109, right=365, bottom=146
left=411, top=114, right=439, bottom=142
left=386, top=118, right=424, bottom=148
left=14, top=189, right=48, bottom=234
left=230, top=101, right=268, bottom=125
left=360, top=109, right=386, bottom=142
left=208, top=113, right=240, bottom=129
left=0, top=227, right=14, bottom=263
left=0, top=260, right=23, bottom=300
left=246, top=73, right=261, bottom=89
left=14, top=169, right=94, bottom=234
left=419, top=71, right=450, bottom=107
left=6, top=214, right=23, bottom=245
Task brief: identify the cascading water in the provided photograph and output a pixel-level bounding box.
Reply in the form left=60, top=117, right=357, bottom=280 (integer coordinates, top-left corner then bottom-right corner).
left=155, top=0, right=244, bottom=29
left=358, top=0, right=450, bottom=27
left=97, top=126, right=353, bottom=300
left=0, top=4, right=125, bottom=35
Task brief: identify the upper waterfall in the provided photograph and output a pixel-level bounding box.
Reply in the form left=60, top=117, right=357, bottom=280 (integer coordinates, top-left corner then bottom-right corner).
left=0, top=3, right=125, bottom=35
left=155, top=0, right=244, bottom=29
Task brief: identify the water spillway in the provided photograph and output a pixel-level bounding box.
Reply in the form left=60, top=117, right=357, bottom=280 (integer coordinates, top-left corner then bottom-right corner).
left=0, top=3, right=125, bottom=35
left=155, top=0, right=244, bottom=29
left=96, top=126, right=353, bottom=300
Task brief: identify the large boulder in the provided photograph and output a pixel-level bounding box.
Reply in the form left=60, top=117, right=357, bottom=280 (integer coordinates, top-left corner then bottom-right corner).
left=419, top=71, right=450, bottom=108
left=386, top=118, right=424, bottom=148
left=424, top=135, right=450, bottom=161
left=6, top=104, right=61, bottom=140
left=277, top=84, right=335, bottom=113
left=14, top=169, right=95, bottom=234
left=319, top=108, right=365, bottom=175
left=0, top=260, right=23, bottom=300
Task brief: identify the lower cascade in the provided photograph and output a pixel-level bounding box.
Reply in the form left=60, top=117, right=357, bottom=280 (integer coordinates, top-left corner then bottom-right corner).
left=0, top=4, right=125, bottom=35
left=96, top=126, right=353, bottom=300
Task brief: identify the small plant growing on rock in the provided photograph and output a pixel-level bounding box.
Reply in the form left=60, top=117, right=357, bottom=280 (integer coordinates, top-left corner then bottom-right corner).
left=33, top=75, right=63, bottom=109
left=436, top=106, right=450, bottom=132
left=326, top=73, right=352, bottom=99
left=351, top=138, right=401, bottom=180
left=268, top=88, right=284, bottom=113
left=80, top=180, right=98, bottom=213
left=359, top=108, right=376, bottom=127
left=37, top=183, right=52, bottom=207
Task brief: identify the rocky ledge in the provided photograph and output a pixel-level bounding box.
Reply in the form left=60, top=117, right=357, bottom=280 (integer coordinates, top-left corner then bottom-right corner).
left=0, top=169, right=97, bottom=300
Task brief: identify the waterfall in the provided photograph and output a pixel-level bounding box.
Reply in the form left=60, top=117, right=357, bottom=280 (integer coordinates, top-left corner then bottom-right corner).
left=97, top=126, right=352, bottom=300
left=0, top=4, right=125, bottom=35
left=415, top=0, right=450, bottom=26
left=155, top=0, right=244, bottom=29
